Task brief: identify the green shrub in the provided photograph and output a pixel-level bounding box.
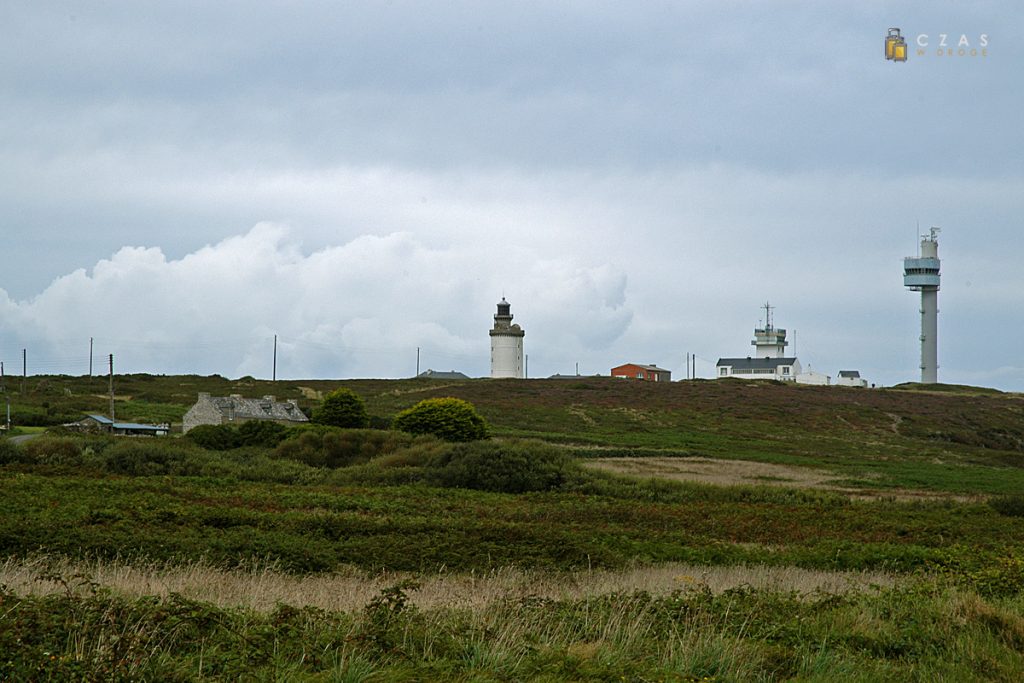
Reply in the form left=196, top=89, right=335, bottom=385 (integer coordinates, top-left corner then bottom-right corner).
left=274, top=428, right=423, bottom=468
left=22, top=437, right=83, bottom=466
left=101, top=440, right=193, bottom=476
left=0, top=438, right=29, bottom=464
left=313, top=388, right=370, bottom=428
left=186, top=421, right=290, bottom=450
left=429, top=439, right=578, bottom=493
left=185, top=424, right=242, bottom=450
left=237, top=420, right=289, bottom=447
left=369, top=415, right=392, bottom=430
left=392, top=397, right=489, bottom=442
left=989, top=494, right=1024, bottom=517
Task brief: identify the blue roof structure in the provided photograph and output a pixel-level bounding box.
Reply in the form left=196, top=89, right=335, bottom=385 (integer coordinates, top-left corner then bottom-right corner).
left=85, top=414, right=166, bottom=432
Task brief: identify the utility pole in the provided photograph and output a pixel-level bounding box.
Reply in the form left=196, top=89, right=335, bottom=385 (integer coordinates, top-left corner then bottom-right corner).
left=525, top=354, right=529, bottom=379
left=108, top=354, right=115, bottom=422
left=686, top=352, right=690, bottom=380
left=272, top=335, right=277, bottom=382
left=416, top=347, right=420, bottom=376
left=1, top=361, right=7, bottom=432
left=89, top=337, right=94, bottom=376
left=21, top=349, right=26, bottom=396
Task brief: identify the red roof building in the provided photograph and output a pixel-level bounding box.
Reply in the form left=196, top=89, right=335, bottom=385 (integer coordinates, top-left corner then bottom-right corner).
left=610, top=363, right=672, bottom=382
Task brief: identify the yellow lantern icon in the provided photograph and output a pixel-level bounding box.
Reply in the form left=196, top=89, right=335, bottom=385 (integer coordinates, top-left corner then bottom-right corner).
left=886, top=28, right=908, bottom=62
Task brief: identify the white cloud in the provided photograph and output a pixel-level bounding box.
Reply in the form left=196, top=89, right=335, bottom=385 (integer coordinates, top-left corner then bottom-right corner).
left=0, top=223, right=633, bottom=379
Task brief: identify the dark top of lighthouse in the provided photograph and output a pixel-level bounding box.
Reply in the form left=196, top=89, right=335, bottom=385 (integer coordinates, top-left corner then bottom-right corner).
left=496, top=298, right=511, bottom=318
left=490, top=297, right=524, bottom=337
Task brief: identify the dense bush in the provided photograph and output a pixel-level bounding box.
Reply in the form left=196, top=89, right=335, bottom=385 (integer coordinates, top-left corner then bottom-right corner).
left=274, top=428, right=427, bottom=468
left=186, top=420, right=290, bottom=450
left=989, top=494, right=1024, bottom=518
left=392, top=398, right=488, bottom=442
left=312, top=388, right=370, bottom=428
left=0, top=438, right=28, bottom=464
left=101, top=440, right=193, bottom=476
left=22, top=437, right=83, bottom=466
left=237, top=420, right=289, bottom=447
left=429, top=439, right=579, bottom=493
left=186, top=424, right=242, bottom=450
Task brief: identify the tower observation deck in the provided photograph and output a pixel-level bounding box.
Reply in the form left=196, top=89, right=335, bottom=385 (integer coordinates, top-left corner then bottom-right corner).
left=751, top=302, right=788, bottom=358
left=903, top=228, right=941, bottom=383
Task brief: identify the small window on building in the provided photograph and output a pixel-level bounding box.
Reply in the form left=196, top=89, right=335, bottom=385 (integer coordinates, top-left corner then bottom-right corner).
left=720, top=367, right=728, bottom=376
left=782, top=366, right=790, bottom=375
left=636, top=372, right=643, bottom=379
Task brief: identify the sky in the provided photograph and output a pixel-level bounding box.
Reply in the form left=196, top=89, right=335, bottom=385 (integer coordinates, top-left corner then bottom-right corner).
left=1, top=1, right=1021, bottom=388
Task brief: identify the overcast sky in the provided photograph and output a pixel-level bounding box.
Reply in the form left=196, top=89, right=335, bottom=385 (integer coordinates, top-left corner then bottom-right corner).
left=1, top=1, right=1021, bottom=389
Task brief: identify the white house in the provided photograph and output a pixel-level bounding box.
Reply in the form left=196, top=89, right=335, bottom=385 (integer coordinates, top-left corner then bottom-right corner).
left=796, top=368, right=831, bottom=385
left=836, top=370, right=869, bottom=388
left=717, top=356, right=802, bottom=381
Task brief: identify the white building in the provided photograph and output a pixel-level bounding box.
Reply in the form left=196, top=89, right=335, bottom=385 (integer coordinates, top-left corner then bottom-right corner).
left=836, top=370, right=869, bottom=388
left=489, top=297, right=525, bottom=378
left=717, top=303, right=825, bottom=385
left=797, top=368, right=831, bottom=386
left=717, top=356, right=802, bottom=381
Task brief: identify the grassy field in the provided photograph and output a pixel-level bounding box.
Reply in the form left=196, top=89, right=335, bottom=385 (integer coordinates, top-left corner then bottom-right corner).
left=2, top=375, right=1024, bottom=679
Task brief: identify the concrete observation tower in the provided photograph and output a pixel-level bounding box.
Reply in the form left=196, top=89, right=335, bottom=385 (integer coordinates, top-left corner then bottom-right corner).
left=903, top=228, right=941, bottom=383
left=489, top=298, right=525, bottom=378
left=752, top=302, right=788, bottom=358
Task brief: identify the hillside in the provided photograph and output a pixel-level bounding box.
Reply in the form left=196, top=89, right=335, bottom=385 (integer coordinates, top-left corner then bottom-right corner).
left=8, top=373, right=1024, bottom=495
left=4, top=375, right=1024, bottom=679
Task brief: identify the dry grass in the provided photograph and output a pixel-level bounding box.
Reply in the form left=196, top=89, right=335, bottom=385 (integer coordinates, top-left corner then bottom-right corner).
left=0, top=555, right=897, bottom=613
left=585, top=456, right=979, bottom=501
left=585, top=456, right=841, bottom=490
left=297, top=386, right=323, bottom=400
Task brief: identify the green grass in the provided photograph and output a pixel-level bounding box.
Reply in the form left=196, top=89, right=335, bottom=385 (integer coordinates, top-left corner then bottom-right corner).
left=4, top=374, right=1024, bottom=679
left=1, top=466, right=1021, bottom=575
left=3, top=578, right=1023, bottom=681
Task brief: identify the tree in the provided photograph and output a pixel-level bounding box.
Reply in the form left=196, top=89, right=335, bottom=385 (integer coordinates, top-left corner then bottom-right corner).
left=313, top=388, right=370, bottom=428
left=392, top=397, right=488, bottom=442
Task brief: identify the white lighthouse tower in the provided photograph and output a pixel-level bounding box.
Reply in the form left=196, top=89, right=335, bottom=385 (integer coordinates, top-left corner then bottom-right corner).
left=903, top=227, right=941, bottom=383
left=489, top=297, right=525, bottom=378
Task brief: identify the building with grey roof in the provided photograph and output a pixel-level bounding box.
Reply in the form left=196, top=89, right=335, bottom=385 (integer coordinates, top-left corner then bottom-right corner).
left=716, top=356, right=802, bottom=381
left=836, top=370, right=869, bottom=388
left=182, top=393, right=309, bottom=434
left=416, top=369, right=470, bottom=380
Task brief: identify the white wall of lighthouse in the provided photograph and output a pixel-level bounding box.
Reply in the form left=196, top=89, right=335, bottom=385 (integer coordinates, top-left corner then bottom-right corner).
left=489, top=297, right=525, bottom=378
